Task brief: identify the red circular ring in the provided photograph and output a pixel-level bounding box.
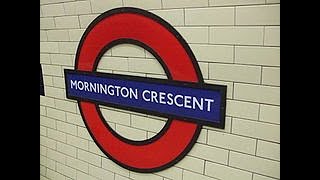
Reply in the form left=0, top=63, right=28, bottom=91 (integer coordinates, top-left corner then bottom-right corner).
left=75, top=8, right=202, bottom=172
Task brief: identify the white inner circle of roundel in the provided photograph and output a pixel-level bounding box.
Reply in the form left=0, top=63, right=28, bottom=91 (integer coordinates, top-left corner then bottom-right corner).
left=96, top=43, right=168, bottom=141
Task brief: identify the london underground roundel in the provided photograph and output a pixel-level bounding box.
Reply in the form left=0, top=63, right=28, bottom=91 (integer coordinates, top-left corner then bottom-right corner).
left=64, top=7, right=227, bottom=172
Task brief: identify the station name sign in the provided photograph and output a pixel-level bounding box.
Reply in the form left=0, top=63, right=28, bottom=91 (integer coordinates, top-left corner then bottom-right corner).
left=62, top=7, right=227, bottom=172
left=65, top=69, right=226, bottom=127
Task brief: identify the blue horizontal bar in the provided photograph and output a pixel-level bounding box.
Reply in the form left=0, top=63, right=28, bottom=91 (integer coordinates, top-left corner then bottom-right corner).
left=64, top=70, right=226, bottom=128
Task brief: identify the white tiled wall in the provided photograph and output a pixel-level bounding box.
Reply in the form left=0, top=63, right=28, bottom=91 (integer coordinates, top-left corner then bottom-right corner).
left=40, top=0, right=280, bottom=179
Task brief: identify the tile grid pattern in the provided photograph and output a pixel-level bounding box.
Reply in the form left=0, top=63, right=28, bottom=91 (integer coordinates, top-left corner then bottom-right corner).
left=40, top=0, right=280, bottom=180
